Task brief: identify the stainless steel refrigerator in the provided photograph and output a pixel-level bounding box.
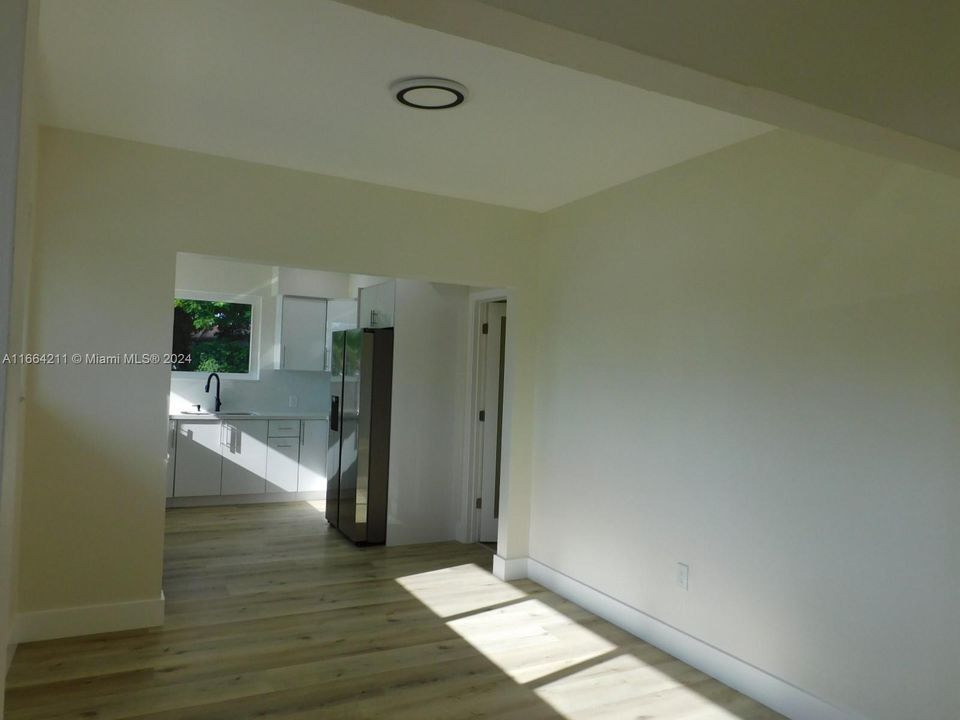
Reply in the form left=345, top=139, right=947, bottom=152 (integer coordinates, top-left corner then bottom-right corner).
left=326, top=328, right=393, bottom=544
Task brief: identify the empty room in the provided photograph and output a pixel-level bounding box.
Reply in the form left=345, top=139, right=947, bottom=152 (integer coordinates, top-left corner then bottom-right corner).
left=0, top=2, right=957, bottom=719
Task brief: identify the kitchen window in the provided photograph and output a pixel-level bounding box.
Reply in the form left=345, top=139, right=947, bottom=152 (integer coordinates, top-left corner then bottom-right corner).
left=171, top=291, right=260, bottom=379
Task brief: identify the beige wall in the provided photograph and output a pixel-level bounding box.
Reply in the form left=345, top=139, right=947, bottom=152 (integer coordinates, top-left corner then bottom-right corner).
left=532, top=130, right=960, bottom=720
left=19, top=127, right=539, bottom=616
left=1, top=0, right=35, bottom=700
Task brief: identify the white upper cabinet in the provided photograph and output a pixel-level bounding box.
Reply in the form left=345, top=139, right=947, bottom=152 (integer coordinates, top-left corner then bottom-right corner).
left=358, top=280, right=396, bottom=328
left=220, top=420, right=269, bottom=495
left=278, top=296, right=327, bottom=371
left=325, top=298, right=358, bottom=370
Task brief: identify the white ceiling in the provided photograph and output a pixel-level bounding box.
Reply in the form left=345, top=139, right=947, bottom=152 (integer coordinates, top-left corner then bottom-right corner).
left=36, top=0, right=771, bottom=212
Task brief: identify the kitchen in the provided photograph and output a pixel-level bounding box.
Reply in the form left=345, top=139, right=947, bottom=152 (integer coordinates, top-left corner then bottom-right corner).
left=165, top=253, right=504, bottom=548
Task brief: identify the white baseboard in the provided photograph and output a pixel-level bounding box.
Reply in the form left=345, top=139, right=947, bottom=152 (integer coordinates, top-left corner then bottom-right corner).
left=492, top=554, right=529, bottom=581
left=13, top=591, right=165, bottom=643
left=526, top=558, right=864, bottom=720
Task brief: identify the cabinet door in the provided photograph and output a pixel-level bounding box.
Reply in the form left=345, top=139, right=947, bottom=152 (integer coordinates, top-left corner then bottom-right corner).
left=280, top=296, right=327, bottom=371
left=298, top=420, right=328, bottom=492
left=358, top=281, right=395, bottom=329
left=266, top=437, right=300, bottom=493
left=325, top=299, right=358, bottom=370
left=174, top=421, right=222, bottom=497
left=165, top=419, right=177, bottom=498
left=220, top=420, right=268, bottom=495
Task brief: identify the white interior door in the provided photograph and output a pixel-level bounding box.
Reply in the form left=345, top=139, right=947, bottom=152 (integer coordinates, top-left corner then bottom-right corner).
left=479, top=302, right=506, bottom=543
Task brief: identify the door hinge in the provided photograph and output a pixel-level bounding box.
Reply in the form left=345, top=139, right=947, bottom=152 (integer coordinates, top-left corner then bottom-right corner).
left=482, top=322, right=489, bottom=334
left=478, top=410, right=486, bottom=422
left=475, top=497, right=482, bottom=509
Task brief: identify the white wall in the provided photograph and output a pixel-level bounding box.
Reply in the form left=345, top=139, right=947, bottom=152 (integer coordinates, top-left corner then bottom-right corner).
left=19, top=128, right=539, bottom=636
left=532, top=130, right=960, bottom=720
left=277, top=266, right=351, bottom=298
left=386, top=280, right=469, bottom=545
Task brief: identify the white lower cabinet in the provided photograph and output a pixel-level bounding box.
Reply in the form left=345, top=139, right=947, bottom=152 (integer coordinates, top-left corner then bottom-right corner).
left=298, top=420, right=328, bottom=492
left=220, top=420, right=269, bottom=495
left=171, top=417, right=327, bottom=500
left=174, top=420, right=223, bottom=497
left=266, top=437, right=300, bottom=493
left=165, top=419, right=177, bottom=498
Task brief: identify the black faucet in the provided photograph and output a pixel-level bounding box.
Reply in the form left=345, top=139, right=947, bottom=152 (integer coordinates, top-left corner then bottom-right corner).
left=204, top=372, right=222, bottom=412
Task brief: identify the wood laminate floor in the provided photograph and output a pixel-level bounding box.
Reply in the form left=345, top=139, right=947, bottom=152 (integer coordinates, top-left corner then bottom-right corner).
left=5, top=502, right=783, bottom=719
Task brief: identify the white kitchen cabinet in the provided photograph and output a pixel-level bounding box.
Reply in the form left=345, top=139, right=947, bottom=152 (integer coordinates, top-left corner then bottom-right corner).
left=220, top=420, right=269, bottom=495
left=279, top=296, right=327, bottom=371
left=267, top=419, right=300, bottom=438
left=165, top=419, right=177, bottom=498
left=174, top=420, right=222, bottom=497
left=298, top=420, right=328, bottom=492
left=358, top=280, right=395, bottom=328
left=266, top=437, right=300, bottom=493
left=325, top=299, right=358, bottom=370
left=170, top=416, right=328, bottom=501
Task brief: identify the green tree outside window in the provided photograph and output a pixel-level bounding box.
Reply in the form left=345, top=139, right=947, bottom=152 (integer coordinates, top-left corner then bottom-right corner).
left=172, top=299, right=252, bottom=373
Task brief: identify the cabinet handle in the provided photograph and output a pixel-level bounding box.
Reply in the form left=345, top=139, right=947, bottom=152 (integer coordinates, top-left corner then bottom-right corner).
left=300, top=422, right=305, bottom=445
left=281, top=345, right=286, bottom=368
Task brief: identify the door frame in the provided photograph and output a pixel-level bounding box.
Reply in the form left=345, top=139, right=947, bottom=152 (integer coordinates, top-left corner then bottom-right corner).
left=461, top=289, right=509, bottom=544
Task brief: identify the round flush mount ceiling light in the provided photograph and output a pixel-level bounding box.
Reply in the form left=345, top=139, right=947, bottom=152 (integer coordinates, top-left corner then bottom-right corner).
left=390, top=77, right=468, bottom=109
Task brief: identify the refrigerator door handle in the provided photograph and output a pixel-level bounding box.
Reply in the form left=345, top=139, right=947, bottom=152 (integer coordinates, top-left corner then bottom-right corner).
left=330, top=395, right=340, bottom=432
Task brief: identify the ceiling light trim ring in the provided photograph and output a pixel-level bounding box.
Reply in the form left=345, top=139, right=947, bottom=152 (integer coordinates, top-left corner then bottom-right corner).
left=391, top=77, right=468, bottom=110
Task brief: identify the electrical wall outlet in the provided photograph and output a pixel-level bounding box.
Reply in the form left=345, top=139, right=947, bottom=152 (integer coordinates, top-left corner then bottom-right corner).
left=288, top=395, right=298, bottom=408
left=677, top=562, right=689, bottom=591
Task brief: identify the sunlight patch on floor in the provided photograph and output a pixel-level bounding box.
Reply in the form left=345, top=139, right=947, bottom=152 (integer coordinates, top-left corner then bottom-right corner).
left=305, top=500, right=326, bottom=512
left=396, top=563, right=527, bottom=618
left=535, top=652, right=750, bottom=720
left=447, top=597, right=616, bottom=683
left=395, top=562, right=778, bottom=719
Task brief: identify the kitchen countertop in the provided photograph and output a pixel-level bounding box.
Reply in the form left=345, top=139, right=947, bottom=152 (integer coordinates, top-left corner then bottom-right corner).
left=169, top=411, right=329, bottom=421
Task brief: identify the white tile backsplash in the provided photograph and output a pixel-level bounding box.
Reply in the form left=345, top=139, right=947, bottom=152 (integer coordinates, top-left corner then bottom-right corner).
left=170, top=369, right=330, bottom=415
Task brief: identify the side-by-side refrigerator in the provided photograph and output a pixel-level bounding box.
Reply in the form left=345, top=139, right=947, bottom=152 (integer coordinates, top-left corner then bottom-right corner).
left=326, top=328, right=393, bottom=544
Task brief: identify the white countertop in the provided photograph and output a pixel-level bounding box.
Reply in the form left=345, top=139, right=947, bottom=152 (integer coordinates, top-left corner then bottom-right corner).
left=170, top=411, right=329, bottom=421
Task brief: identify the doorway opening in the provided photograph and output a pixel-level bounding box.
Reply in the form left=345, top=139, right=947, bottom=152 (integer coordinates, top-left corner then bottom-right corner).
left=473, top=298, right=507, bottom=549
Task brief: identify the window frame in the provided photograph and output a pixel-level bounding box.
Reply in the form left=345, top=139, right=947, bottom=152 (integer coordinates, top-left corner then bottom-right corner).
left=171, top=289, right=262, bottom=381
